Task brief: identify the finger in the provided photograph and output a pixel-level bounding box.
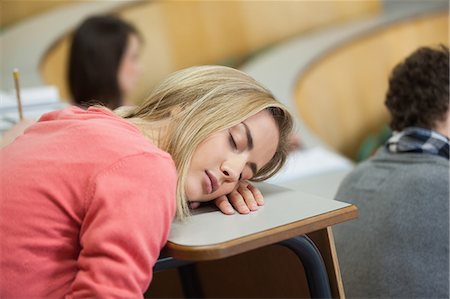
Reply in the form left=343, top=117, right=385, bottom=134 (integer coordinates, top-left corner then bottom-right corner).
left=238, top=181, right=249, bottom=188
left=237, top=186, right=258, bottom=211
left=228, top=192, right=250, bottom=214
left=215, top=196, right=235, bottom=215
left=247, top=183, right=264, bottom=206
left=189, top=202, right=201, bottom=209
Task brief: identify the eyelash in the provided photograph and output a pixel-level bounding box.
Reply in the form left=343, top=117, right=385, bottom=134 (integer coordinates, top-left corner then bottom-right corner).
left=229, top=132, right=237, bottom=149
left=229, top=132, right=243, bottom=180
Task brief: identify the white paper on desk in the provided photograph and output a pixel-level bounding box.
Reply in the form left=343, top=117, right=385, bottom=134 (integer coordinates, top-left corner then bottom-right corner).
left=0, top=119, right=12, bottom=131
left=1, top=103, right=68, bottom=123
left=0, top=90, right=14, bottom=101
left=0, top=85, right=60, bottom=110
left=266, top=146, right=353, bottom=184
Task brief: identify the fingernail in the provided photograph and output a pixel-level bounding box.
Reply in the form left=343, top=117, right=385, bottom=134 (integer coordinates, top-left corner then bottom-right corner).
left=226, top=208, right=235, bottom=214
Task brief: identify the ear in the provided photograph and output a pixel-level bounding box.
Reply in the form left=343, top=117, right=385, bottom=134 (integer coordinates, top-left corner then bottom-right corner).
left=434, top=110, right=450, bottom=138
left=170, top=105, right=184, bottom=118
left=170, top=104, right=188, bottom=118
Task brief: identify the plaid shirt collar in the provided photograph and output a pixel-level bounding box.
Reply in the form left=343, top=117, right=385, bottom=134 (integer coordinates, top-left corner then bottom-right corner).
left=386, top=127, right=449, bottom=160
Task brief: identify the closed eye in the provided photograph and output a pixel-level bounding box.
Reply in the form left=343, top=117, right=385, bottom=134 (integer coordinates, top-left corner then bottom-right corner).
left=229, top=132, right=237, bottom=149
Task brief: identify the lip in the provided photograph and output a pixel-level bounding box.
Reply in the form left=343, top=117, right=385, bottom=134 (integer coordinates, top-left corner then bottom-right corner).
left=205, top=170, right=219, bottom=194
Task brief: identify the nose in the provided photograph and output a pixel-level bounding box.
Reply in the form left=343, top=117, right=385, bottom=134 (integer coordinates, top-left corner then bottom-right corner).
left=221, top=167, right=239, bottom=182
left=220, top=156, right=245, bottom=182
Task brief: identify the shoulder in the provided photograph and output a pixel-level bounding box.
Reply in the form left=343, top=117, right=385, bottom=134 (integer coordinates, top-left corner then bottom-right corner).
left=336, top=148, right=448, bottom=202
left=95, top=151, right=177, bottom=187
left=371, top=148, right=448, bottom=184
left=348, top=147, right=448, bottom=179
left=86, top=151, right=177, bottom=216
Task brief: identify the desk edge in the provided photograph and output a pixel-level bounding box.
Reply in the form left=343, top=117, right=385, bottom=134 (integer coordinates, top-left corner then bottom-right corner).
left=163, top=204, right=358, bottom=261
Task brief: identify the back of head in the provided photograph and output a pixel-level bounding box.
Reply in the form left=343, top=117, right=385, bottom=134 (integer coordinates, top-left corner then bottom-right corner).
left=68, top=15, right=139, bottom=109
left=385, top=45, right=449, bottom=131
left=119, top=65, right=294, bottom=219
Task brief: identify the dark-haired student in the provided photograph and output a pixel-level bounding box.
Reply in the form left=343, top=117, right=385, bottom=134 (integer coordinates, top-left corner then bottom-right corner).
left=334, top=45, right=449, bottom=298
left=1, top=15, right=143, bottom=148
left=68, top=15, right=143, bottom=109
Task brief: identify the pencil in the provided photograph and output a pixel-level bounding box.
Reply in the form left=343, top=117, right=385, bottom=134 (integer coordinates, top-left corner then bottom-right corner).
left=13, top=68, right=24, bottom=121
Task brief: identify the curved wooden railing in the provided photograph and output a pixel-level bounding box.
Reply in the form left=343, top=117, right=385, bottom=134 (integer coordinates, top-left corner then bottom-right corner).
left=39, top=1, right=380, bottom=103
left=293, top=12, right=448, bottom=159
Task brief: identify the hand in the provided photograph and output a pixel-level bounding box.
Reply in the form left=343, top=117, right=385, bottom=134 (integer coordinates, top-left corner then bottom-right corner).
left=214, top=181, right=264, bottom=215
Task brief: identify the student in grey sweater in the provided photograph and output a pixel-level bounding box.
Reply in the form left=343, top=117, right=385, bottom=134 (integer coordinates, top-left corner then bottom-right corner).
left=334, top=45, right=449, bottom=298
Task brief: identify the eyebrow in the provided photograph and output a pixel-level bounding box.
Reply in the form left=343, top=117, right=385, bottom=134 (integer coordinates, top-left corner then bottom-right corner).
left=242, top=122, right=253, bottom=150
left=242, top=122, right=258, bottom=176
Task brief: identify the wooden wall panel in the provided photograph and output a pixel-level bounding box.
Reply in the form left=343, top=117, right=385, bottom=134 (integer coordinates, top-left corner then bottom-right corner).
left=1, top=0, right=78, bottom=29
left=40, top=1, right=381, bottom=103
left=146, top=245, right=311, bottom=298
left=146, top=228, right=345, bottom=298
left=294, top=12, right=449, bottom=160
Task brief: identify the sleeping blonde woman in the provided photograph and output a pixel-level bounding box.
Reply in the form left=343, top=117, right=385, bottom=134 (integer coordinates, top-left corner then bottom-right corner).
left=0, top=65, right=293, bottom=298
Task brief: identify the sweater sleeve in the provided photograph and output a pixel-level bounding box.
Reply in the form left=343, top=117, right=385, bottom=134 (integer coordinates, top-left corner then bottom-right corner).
left=67, top=153, right=177, bottom=298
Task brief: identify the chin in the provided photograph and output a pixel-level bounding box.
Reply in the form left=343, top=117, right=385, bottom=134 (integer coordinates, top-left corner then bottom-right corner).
left=186, top=174, right=207, bottom=201
left=185, top=187, right=201, bottom=202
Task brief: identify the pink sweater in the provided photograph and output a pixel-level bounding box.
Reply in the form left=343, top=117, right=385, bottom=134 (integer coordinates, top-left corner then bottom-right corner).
left=0, top=107, right=177, bottom=298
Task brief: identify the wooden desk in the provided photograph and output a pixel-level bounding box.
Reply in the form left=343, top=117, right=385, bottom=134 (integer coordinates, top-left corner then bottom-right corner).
left=155, top=183, right=357, bottom=298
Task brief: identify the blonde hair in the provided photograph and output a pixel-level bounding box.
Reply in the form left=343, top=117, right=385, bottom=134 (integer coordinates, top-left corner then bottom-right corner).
left=117, top=65, right=293, bottom=220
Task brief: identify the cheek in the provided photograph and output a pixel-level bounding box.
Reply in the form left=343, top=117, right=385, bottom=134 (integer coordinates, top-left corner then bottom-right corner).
left=119, top=61, right=141, bottom=90
left=185, top=137, right=229, bottom=202
left=123, top=62, right=139, bottom=81
left=184, top=173, right=198, bottom=201
left=184, top=153, right=206, bottom=201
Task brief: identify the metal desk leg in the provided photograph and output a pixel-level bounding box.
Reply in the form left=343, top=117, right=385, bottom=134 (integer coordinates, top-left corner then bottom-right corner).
left=280, top=236, right=332, bottom=298
left=153, top=257, right=203, bottom=298
left=154, top=256, right=194, bottom=272
left=178, top=263, right=204, bottom=298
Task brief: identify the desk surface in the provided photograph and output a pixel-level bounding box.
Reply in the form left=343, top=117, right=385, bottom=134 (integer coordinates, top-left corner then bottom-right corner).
left=165, top=183, right=357, bottom=261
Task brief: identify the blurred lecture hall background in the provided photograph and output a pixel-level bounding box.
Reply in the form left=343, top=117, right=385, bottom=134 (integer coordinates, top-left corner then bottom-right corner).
left=0, top=0, right=448, bottom=298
